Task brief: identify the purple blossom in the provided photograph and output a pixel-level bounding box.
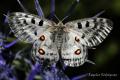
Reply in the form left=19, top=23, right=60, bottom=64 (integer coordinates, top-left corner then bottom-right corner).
left=27, top=62, right=41, bottom=80
left=4, top=39, right=19, bottom=48
left=0, top=63, right=16, bottom=80
left=50, top=0, right=55, bottom=17
left=0, top=32, right=19, bottom=49
left=34, top=0, right=44, bottom=17
left=0, top=32, right=16, bottom=80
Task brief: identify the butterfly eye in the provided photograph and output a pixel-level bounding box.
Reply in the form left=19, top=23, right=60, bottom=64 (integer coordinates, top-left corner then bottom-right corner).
left=75, top=36, right=80, bottom=42
left=38, top=48, right=45, bottom=55
left=74, top=49, right=81, bottom=55
left=39, top=35, right=45, bottom=41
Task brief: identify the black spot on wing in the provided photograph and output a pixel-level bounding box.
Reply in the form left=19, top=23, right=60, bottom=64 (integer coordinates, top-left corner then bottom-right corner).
left=25, top=15, right=28, bottom=18
left=34, top=31, right=37, bottom=36
left=92, top=22, right=98, bottom=30
left=93, top=18, right=97, bottom=23
left=86, top=21, right=89, bottom=27
left=16, top=20, right=21, bottom=24
left=39, top=20, right=43, bottom=26
left=81, top=34, right=85, bottom=38
left=92, top=18, right=100, bottom=30
left=99, top=18, right=103, bottom=22
left=77, top=22, right=82, bottom=29
left=31, top=18, right=35, bottom=24
left=23, top=19, right=28, bottom=25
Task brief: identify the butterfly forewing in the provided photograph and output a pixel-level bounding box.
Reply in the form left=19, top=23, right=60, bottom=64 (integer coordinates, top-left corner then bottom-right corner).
left=8, top=12, right=55, bottom=43
left=65, top=18, right=113, bottom=47
left=61, top=18, right=113, bottom=67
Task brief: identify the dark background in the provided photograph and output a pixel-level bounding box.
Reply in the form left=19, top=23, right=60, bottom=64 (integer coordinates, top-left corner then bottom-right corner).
left=0, top=0, right=120, bottom=80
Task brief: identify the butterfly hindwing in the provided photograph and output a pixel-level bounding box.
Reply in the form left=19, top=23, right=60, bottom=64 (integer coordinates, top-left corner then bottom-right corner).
left=60, top=29, right=87, bottom=67
left=65, top=18, right=113, bottom=47
left=32, top=30, right=59, bottom=65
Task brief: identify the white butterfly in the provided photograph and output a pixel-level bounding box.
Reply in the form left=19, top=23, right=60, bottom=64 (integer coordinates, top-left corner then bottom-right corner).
left=8, top=12, right=113, bottom=67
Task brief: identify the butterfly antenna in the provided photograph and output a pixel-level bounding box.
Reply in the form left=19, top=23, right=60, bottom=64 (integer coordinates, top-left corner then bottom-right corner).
left=61, top=15, right=69, bottom=23
left=85, top=59, right=95, bottom=65
left=92, top=10, right=105, bottom=18
left=53, top=14, right=68, bottom=23
left=54, top=14, right=60, bottom=22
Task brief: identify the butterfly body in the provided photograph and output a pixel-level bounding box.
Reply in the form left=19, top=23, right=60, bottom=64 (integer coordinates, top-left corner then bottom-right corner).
left=8, top=12, right=113, bottom=67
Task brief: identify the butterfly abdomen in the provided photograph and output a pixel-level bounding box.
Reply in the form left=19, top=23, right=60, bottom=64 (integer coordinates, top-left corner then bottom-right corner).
left=54, top=31, right=64, bottom=50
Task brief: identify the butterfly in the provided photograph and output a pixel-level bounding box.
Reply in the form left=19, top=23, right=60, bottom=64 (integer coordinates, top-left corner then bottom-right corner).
left=7, top=12, right=113, bottom=67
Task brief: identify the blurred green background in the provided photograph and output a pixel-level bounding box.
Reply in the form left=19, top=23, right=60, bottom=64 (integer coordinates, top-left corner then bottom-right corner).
left=0, top=0, right=120, bottom=79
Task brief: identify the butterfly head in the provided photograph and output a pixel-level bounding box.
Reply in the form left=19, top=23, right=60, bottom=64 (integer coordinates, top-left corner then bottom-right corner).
left=53, top=21, right=66, bottom=31
left=56, top=21, right=64, bottom=27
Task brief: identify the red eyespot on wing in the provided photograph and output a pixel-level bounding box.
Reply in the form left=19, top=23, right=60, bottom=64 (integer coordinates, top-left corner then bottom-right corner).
left=75, top=36, right=80, bottom=42
left=38, top=48, right=45, bottom=55
left=39, top=35, right=45, bottom=41
left=74, top=49, right=81, bottom=55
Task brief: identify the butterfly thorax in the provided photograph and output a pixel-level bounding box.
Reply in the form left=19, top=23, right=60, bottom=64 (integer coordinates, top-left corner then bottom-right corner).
left=54, top=21, right=65, bottom=28
left=51, top=22, right=67, bottom=50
